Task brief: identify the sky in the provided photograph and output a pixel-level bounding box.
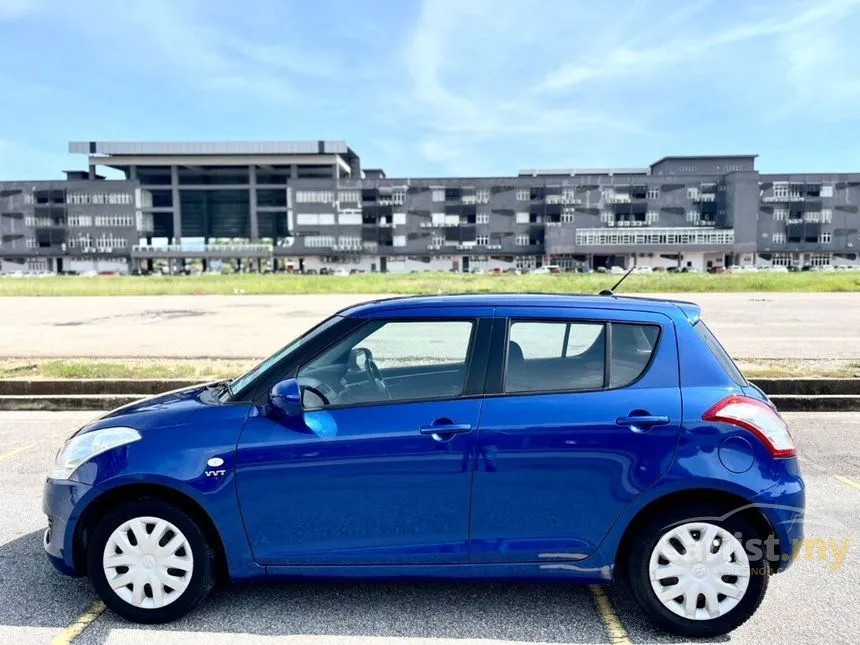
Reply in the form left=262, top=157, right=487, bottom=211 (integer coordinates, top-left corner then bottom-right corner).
left=2, top=0, right=860, bottom=180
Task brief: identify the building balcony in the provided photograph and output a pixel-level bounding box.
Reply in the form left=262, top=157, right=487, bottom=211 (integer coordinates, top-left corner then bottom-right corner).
left=132, top=243, right=273, bottom=258
left=693, top=193, right=716, bottom=202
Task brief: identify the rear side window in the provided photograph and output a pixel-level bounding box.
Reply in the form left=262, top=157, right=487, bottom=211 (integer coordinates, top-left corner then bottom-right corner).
left=693, top=320, right=747, bottom=385
left=505, top=320, right=660, bottom=393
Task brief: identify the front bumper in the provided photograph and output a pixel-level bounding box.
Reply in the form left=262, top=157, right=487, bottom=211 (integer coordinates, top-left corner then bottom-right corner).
left=42, top=478, right=93, bottom=576
left=752, top=466, right=805, bottom=573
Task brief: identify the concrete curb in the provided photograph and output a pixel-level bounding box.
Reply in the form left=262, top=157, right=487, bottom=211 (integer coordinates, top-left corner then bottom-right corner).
left=1, top=380, right=860, bottom=412
left=0, top=394, right=143, bottom=411
left=1, top=377, right=859, bottom=396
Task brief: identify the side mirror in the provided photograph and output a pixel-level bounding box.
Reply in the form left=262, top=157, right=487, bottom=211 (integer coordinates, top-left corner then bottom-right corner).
left=267, top=378, right=302, bottom=420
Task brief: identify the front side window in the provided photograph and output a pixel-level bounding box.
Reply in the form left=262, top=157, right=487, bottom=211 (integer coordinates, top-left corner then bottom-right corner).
left=298, top=320, right=474, bottom=408
left=505, top=320, right=661, bottom=393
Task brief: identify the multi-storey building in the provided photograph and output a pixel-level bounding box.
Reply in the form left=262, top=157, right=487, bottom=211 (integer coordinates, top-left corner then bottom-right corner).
left=0, top=173, right=145, bottom=274
left=1, top=141, right=858, bottom=274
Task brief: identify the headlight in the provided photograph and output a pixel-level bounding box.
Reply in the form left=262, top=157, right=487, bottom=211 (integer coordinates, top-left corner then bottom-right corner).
left=50, top=426, right=142, bottom=480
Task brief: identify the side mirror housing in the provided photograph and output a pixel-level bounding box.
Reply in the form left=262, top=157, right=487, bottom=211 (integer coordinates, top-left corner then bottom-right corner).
left=267, top=378, right=302, bottom=420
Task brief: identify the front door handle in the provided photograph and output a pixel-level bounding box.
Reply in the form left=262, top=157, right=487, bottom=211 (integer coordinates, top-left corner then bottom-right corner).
left=616, top=414, right=670, bottom=433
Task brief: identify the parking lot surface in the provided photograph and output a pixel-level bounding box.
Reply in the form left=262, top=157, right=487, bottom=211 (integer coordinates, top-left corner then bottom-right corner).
left=1, top=411, right=858, bottom=644
left=3, top=292, right=860, bottom=360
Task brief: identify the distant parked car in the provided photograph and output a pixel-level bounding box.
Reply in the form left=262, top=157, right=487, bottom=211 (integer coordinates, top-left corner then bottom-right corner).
left=681, top=267, right=699, bottom=273
left=42, top=293, right=804, bottom=637
left=609, top=266, right=626, bottom=274
left=727, top=265, right=742, bottom=273
left=631, top=266, right=652, bottom=274
left=332, top=268, right=351, bottom=277
left=708, top=266, right=727, bottom=274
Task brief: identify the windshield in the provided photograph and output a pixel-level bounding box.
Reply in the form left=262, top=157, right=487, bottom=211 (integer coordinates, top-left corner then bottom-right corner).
left=224, top=315, right=343, bottom=400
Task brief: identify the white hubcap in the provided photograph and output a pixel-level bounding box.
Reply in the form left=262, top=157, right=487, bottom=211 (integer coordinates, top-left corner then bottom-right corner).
left=103, top=516, right=194, bottom=609
left=649, top=522, right=751, bottom=621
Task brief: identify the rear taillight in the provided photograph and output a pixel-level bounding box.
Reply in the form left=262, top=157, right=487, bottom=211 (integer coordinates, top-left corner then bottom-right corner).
left=703, top=395, right=796, bottom=458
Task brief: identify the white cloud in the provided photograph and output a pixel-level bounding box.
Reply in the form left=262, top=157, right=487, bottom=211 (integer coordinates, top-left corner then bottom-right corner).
left=541, top=0, right=860, bottom=92
left=0, top=0, right=41, bottom=18
left=401, top=0, right=649, bottom=173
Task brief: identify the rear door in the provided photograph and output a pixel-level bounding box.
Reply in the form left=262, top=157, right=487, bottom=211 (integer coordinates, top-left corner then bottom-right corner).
left=469, top=306, right=682, bottom=563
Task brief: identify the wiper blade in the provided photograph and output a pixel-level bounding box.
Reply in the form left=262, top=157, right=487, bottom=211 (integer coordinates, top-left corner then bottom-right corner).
left=208, top=379, right=233, bottom=399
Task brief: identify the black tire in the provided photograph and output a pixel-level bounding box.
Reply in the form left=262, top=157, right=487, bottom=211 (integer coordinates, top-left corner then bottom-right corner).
left=87, top=499, right=215, bottom=624
left=627, top=504, right=769, bottom=638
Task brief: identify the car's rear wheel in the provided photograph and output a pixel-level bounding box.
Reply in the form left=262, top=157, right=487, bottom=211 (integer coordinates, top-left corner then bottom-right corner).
left=627, top=505, right=769, bottom=638
left=87, top=499, right=214, bottom=623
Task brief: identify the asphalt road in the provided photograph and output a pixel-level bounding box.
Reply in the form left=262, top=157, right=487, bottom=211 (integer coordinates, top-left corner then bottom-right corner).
left=0, top=411, right=858, bottom=644
left=2, top=292, right=860, bottom=360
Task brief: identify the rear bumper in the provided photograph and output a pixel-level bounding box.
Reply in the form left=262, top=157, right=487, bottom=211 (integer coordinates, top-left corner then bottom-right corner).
left=752, top=467, right=805, bottom=573
left=42, top=478, right=93, bottom=577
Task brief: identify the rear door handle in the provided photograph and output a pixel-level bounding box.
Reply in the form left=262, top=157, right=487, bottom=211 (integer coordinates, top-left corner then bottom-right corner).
left=419, top=424, right=472, bottom=436
left=616, top=415, right=670, bottom=432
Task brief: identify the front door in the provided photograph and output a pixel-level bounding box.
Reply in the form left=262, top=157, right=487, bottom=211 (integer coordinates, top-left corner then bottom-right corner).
left=470, top=307, right=682, bottom=563
left=236, top=315, right=490, bottom=565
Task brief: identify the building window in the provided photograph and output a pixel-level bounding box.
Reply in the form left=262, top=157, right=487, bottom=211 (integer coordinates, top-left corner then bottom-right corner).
left=304, top=235, right=335, bottom=248
left=393, top=235, right=407, bottom=247
left=515, top=189, right=530, bottom=201
left=476, top=235, right=489, bottom=246
left=773, top=208, right=787, bottom=221
left=575, top=227, right=734, bottom=246
left=93, top=215, right=135, bottom=227
left=515, top=234, right=530, bottom=246
left=804, top=212, right=821, bottom=223
left=809, top=253, right=831, bottom=266
left=338, top=210, right=362, bottom=225
left=476, top=213, right=489, bottom=224
left=647, top=187, right=660, bottom=200
left=475, top=188, right=490, bottom=203
left=336, top=236, right=361, bottom=250
left=687, top=187, right=699, bottom=199
left=23, top=192, right=34, bottom=205
left=600, top=211, right=613, bottom=224
left=516, top=256, right=537, bottom=270
left=338, top=190, right=360, bottom=203
left=67, top=215, right=93, bottom=227
left=724, top=164, right=742, bottom=172
left=678, top=165, right=698, bottom=172
left=820, top=232, right=832, bottom=244
left=431, top=235, right=445, bottom=247
left=25, top=237, right=38, bottom=248
left=295, top=190, right=334, bottom=204
left=66, top=192, right=132, bottom=205
left=686, top=209, right=700, bottom=223
left=822, top=185, right=834, bottom=198
left=431, top=189, right=445, bottom=202
left=772, top=183, right=789, bottom=199
left=822, top=208, right=832, bottom=223
left=515, top=212, right=529, bottom=224
left=561, top=212, right=575, bottom=223
left=646, top=211, right=659, bottom=224
left=772, top=232, right=786, bottom=244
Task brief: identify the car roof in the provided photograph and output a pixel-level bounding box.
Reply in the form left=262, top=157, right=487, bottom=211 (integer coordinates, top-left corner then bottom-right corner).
left=339, top=293, right=701, bottom=323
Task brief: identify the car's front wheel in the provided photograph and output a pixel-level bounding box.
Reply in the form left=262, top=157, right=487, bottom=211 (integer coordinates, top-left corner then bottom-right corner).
left=627, top=505, right=769, bottom=638
left=87, top=499, right=215, bottom=623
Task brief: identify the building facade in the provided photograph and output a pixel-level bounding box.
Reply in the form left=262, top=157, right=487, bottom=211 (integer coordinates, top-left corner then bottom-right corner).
left=1, top=142, right=858, bottom=274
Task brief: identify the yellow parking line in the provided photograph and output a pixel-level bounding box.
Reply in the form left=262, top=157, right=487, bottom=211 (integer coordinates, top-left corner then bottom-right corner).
left=589, top=585, right=632, bottom=645
left=0, top=443, right=36, bottom=461
left=835, top=475, right=860, bottom=491
left=51, top=601, right=105, bottom=645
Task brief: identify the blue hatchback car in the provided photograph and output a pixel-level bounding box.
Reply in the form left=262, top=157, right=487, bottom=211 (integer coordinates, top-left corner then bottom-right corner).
left=43, top=294, right=804, bottom=637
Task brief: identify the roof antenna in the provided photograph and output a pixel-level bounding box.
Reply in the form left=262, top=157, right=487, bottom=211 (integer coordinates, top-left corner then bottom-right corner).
left=599, top=266, right=635, bottom=296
